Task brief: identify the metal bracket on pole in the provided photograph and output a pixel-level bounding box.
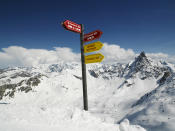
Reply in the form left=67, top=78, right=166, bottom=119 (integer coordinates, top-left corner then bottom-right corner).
left=80, top=24, right=88, bottom=111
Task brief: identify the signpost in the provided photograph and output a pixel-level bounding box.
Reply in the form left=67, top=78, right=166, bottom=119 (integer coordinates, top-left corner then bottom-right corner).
left=62, top=20, right=81, bottom=33
left=85, top=53, right=104, bottom=64
left=80, top=24, right=88, bottom=111
left=84, top=41, right=103, bottom=53
left=62, top=20, right=104, bottom=111
left=84, top=30, right=103, bottom=42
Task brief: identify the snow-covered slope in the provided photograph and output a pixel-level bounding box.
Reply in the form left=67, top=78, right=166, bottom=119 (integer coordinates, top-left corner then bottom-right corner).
left=124, top=69, right=175, bottom=131
left=0, top=52, right=174, bottom=131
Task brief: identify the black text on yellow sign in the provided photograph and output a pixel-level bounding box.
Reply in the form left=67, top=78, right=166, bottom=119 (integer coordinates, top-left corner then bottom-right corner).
left=84, top=41, right=103, bottom=53
left=85, top=53, right=104, bottom=64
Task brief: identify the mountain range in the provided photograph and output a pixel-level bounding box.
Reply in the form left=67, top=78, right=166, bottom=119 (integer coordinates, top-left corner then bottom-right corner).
left=0, top=52, right=174, bottom=131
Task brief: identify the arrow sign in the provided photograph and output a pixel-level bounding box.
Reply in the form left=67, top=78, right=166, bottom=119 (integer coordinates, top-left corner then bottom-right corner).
left=84, top=41, right=103, bottom=53
left=84, top=30, right=103, bottom=42
left=85, top=53, right=104, bottom=64
left=62, top=20, right=81, bottom=33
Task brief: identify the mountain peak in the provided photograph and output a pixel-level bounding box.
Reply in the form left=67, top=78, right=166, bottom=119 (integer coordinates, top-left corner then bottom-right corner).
left=130, top=51, right=151, bottom=70
left=139, top=51, right=146, bottom=58
left=136, top=51, right=148, bottom=62
left=124, top=51, right=163, bottom=79
left=130, top=51, right=150, bottom=70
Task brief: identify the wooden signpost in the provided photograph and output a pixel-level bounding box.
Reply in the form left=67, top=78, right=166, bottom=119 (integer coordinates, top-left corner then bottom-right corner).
left=62, top=20, right=104, bottom=111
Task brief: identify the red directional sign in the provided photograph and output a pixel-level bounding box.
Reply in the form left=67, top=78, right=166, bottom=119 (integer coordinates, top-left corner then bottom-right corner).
left=84, top=30, right=103, bottom=42
left=62, top=20, right=81, bottom=33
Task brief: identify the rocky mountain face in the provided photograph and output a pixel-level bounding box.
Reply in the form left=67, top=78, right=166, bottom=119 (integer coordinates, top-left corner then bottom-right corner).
left=0, top=52, right=175, bottom=131
left=89, top=52, right=173, bottom=88
left=89, top=52, right=172, bottom=79
left=0, top=67, right=45, bottom=100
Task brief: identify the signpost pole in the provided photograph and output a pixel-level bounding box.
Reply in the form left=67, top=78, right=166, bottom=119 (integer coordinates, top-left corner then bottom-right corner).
left=62, top=20, right=103, bottom=110
left=80, top=24, right=88, bottom=111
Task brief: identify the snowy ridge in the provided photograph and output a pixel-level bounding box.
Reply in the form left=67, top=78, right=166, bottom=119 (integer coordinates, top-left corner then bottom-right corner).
left=0, top=52, right=175, bottom=131
left=125, top=72, right=175, bottom=131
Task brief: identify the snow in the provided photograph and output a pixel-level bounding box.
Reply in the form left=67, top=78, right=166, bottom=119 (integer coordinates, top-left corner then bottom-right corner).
left=0, top=53, right=175, bottom=131
left=125, top=73, right=175, bottom=131
left=0, top=63, right=147, bottom=131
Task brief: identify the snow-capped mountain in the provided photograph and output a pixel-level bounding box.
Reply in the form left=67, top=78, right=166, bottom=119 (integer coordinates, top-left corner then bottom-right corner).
left=0, top=52, right=174, bottom=131
left=125, top=67, right=175, bottom=131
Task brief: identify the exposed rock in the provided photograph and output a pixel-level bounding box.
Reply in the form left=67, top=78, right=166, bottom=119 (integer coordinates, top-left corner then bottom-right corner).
left=158, top=71, right=171, bottom=85
left=10, top=72, right=31, bottom=79
left=26, top=77, right=41, bottom=86
left=19, top=86, right=32, bottom=93
left=0, top=84, right=17, bottom=99
left=0, top=74, right=42, bottom=100
left=89, top=64, right=124, bottom=79
left=0, top=76, right=7, bottom=79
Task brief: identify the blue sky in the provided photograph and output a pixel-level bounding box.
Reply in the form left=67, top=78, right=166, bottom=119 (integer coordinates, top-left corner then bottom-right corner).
left=0, top=0, right=175, bottom=55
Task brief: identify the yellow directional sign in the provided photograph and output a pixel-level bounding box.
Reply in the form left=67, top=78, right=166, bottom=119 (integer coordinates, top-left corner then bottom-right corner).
left=85, top=53, right=104, bottom=64
left=84, top=41, right=103, bottom=53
